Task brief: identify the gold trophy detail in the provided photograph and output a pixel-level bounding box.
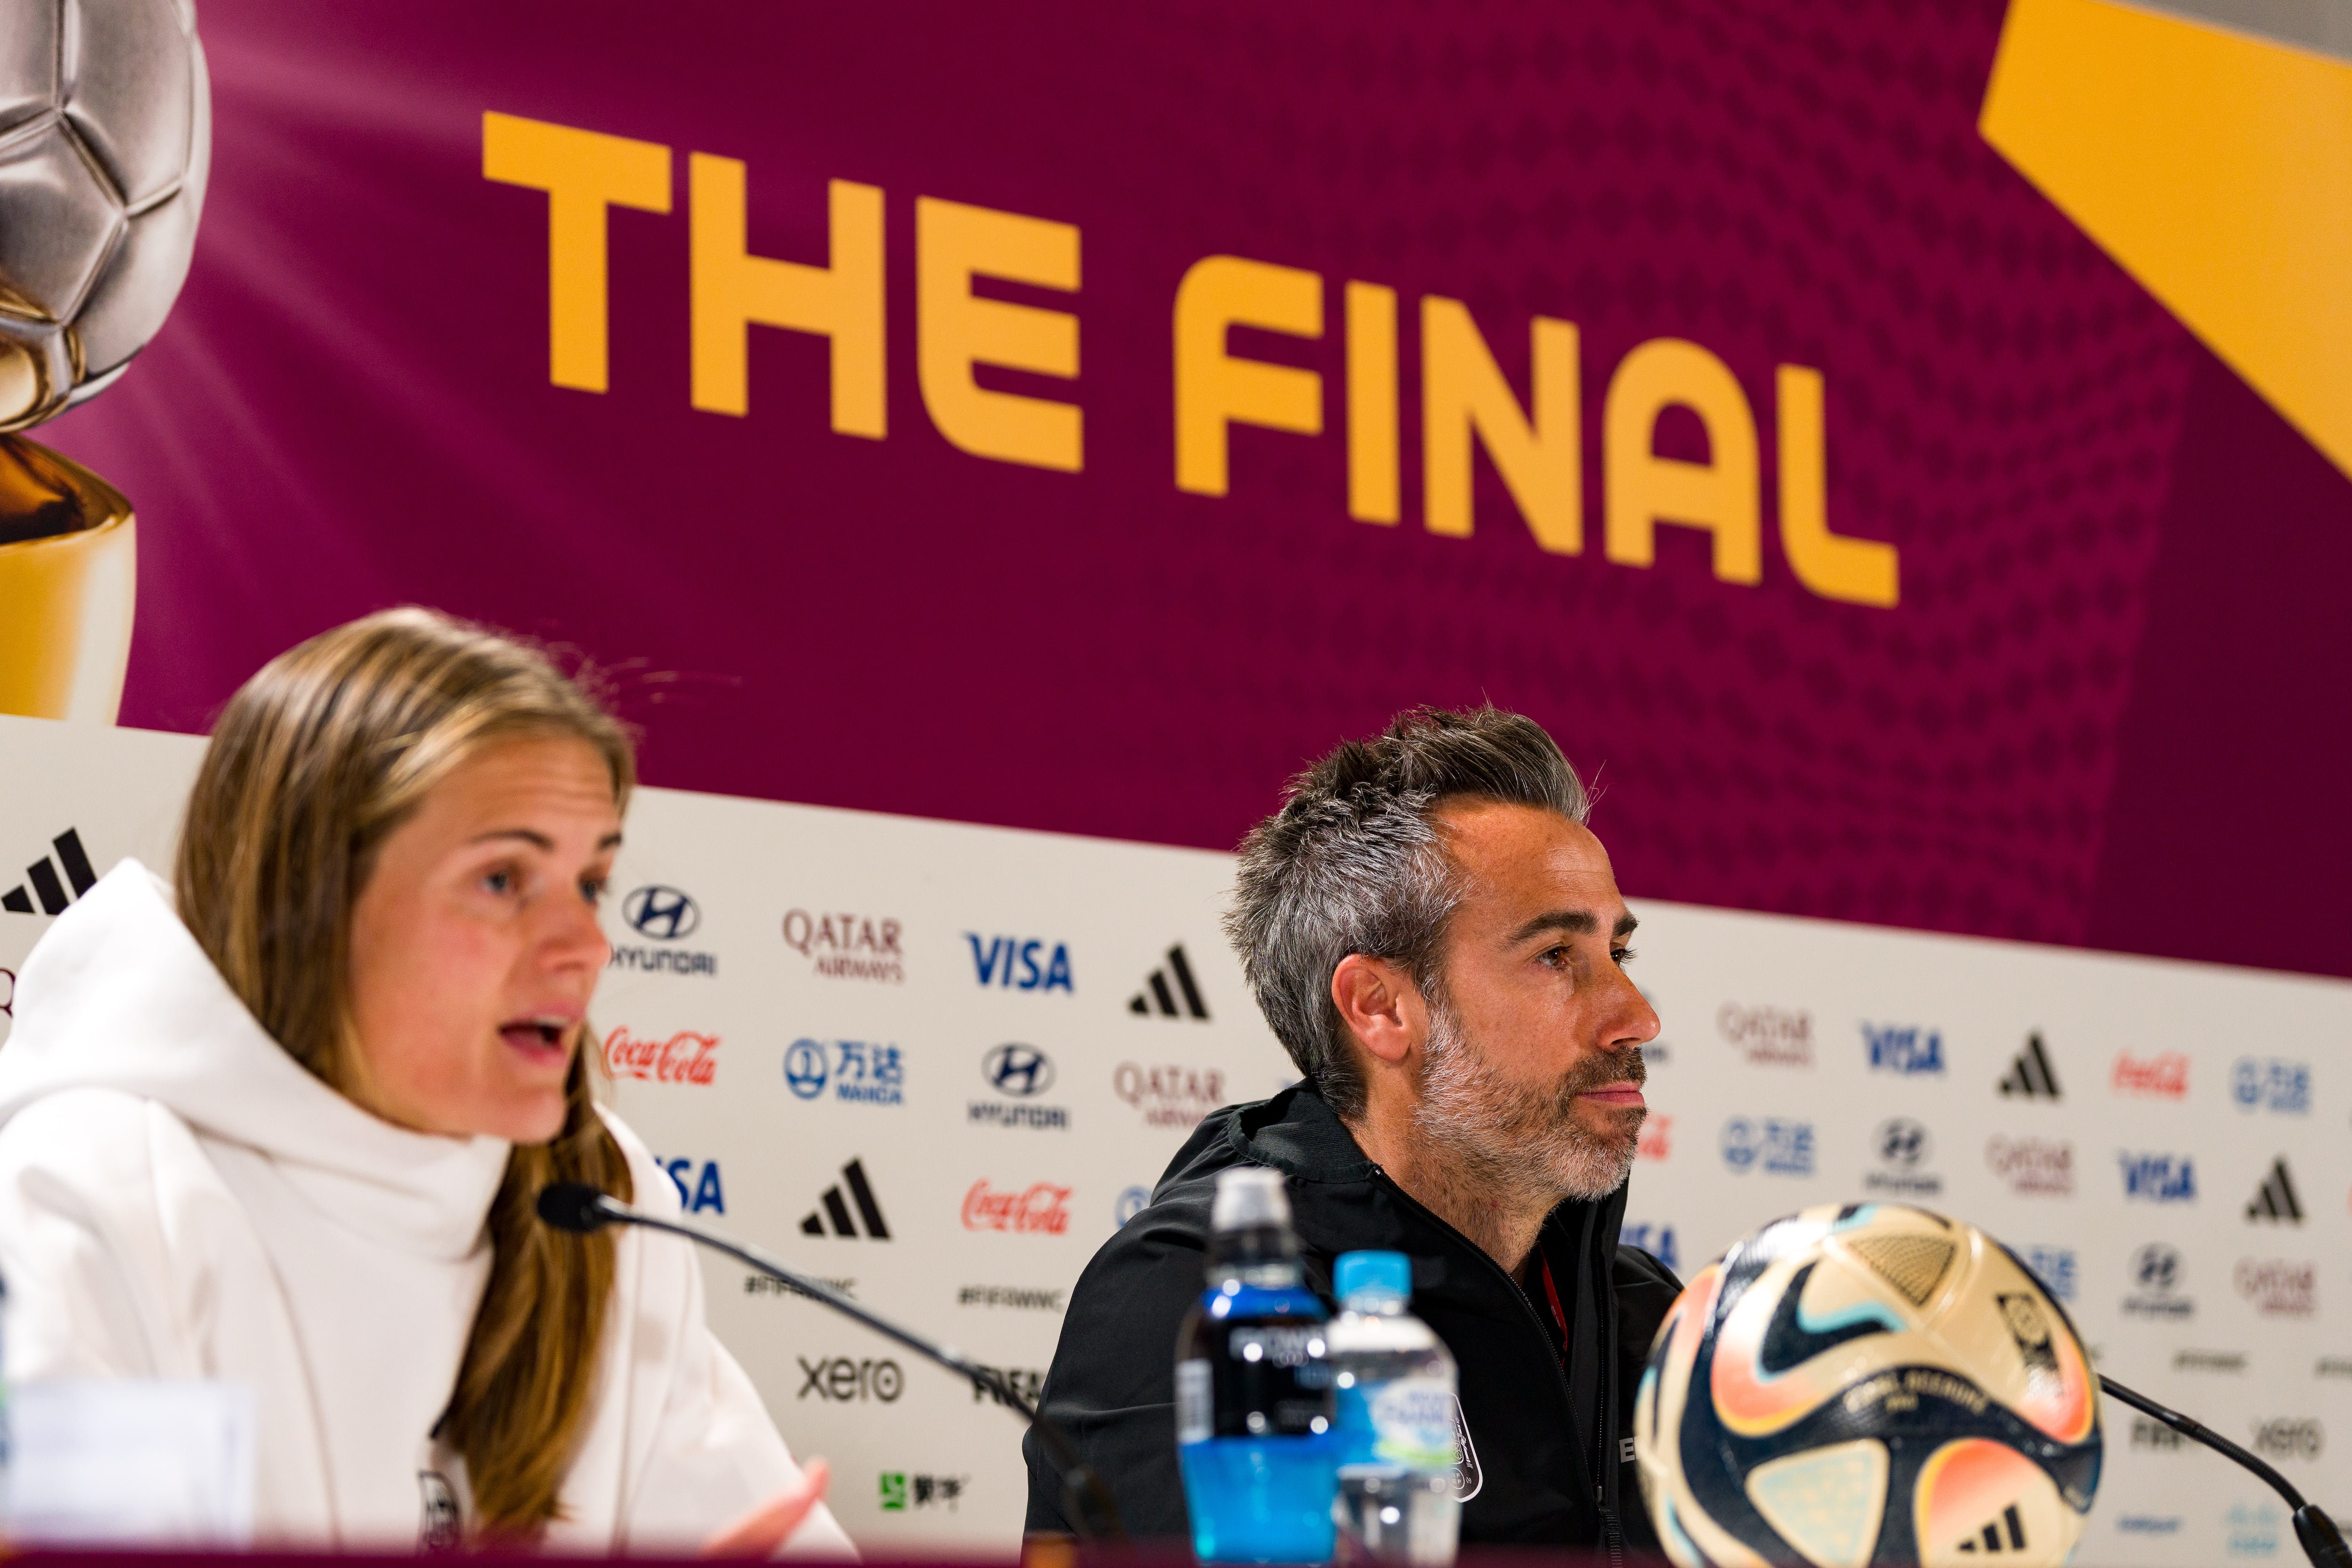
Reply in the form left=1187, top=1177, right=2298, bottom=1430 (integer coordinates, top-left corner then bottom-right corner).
left=0, top=0, right=210, bottom=721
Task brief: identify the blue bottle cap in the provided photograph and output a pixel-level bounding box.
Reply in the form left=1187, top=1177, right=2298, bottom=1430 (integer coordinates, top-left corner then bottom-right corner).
left=1335, top=1250, right=1410, bottom=1306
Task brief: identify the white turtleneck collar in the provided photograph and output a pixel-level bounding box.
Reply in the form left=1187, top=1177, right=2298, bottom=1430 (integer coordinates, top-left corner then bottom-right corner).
left=0, top=861, right=511, bottom=1262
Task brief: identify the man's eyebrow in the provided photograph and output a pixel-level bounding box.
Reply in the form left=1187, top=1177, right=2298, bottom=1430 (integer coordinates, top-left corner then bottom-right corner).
left=1503, top=909, right=1640, bottom=945
left=1506, top=909, right=1598, bottom=943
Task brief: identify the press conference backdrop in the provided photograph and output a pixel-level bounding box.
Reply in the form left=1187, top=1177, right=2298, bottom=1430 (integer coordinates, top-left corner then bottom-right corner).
left=1, top=713, right=2344, bottom=1565
left=23, top=0, right=2352, bottom=991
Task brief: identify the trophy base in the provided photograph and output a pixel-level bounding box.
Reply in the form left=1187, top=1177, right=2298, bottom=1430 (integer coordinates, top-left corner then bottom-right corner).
left=0, top=434, right=135, bottom=723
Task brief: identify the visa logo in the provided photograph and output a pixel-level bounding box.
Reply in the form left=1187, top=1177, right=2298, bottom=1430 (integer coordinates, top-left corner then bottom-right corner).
left=2121, top=1153, right=2197, bottom=1204
left=1864, top=1023, right=1945, bottom=1074
left=661, top=1157, right=726, bottom=1214
left=1622, top=1222, right=1681, bottom=1274
left=965, top=934, right=1074, bottom=993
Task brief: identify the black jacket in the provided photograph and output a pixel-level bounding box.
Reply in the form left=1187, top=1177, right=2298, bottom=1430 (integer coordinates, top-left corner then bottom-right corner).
left=1023, top=1085, right=1682, bottom=1553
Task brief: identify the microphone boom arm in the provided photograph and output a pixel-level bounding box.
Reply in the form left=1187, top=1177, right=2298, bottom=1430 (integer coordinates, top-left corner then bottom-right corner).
left=2100, top=1374, right=2348, bottom=1568
left=569, top=1191, right=1126, bottom=1544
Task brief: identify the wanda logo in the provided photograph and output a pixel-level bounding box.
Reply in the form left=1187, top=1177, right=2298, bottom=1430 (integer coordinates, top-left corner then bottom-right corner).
left=603, top=1026, right=719, bottom=1085
left=962, top=1180, right=1072, bottom=1235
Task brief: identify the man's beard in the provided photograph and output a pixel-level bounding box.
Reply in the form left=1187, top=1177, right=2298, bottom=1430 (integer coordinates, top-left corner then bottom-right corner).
left=1410, top=997, right=1646, bottom=1204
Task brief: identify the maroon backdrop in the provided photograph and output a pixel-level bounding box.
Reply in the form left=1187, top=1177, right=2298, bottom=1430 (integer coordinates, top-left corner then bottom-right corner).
left=41, top=0, right=2352, bottom=976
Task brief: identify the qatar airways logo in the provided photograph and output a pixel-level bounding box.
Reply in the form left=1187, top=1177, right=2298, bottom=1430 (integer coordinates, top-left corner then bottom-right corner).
left=2235, top=1259, right=2318, bottom=1318
left=962, top=1179, right=1073, bottom=1235
left=602, top=1026, right=719, bottom=1085
left=1985, top=1135, right=2073, bottom=1196
left=1716, top=1003, right=1812, bottom=1067
left=783, top=909, right=905, bottom=984
left=1114, top=1061, right=1227, bottom=1128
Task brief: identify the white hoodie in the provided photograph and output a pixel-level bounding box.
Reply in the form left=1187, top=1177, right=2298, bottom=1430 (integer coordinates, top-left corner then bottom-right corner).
left=0, top=862, right=854, bottom=1555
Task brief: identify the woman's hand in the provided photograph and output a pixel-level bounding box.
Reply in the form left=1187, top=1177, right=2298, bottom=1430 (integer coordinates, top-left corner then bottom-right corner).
left=703, top=1458, right=832, bottom=1557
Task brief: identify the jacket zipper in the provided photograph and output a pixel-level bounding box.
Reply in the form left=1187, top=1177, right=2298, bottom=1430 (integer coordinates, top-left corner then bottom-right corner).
left=1361, top=1163, right=1611, bottom=1554
left=1592, top=1208, right=1628, bottom=1568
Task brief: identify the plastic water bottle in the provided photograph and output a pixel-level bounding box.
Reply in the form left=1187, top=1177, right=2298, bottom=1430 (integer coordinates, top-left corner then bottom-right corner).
left=1176, top=1167, right=1338, bottom=1563
left=1327, top=1251, right=1462, bottom=1565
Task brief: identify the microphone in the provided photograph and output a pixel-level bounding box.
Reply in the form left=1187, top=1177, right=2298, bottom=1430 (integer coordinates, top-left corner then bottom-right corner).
left=536, top=1182, right=1125, bottom=1544
left=2101, top=1374, right=2349, bottom=1568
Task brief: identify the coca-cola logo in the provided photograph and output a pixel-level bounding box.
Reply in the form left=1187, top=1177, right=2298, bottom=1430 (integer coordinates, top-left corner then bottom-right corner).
left=602, top=1025, right=719, bottom=1085
left=1637, top=1115, right=1672, bottom=1162
left=2111, top=1051, right=2190, bottom=1099
left=962, top=1179, right=1073, bottom=1235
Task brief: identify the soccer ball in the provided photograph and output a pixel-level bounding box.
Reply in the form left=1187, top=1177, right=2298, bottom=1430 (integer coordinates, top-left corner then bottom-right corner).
left=0, top=0, right=211, bottom=431
left=1633, top=1204, right=2101, bottom=1568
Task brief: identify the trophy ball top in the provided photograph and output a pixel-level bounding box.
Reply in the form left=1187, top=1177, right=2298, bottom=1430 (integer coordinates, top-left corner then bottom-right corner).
left=0, top=0, right=212, bottom=433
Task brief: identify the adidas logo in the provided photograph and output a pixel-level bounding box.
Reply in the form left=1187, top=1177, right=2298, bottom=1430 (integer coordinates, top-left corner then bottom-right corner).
left=2246, top=1158, right=2304, bottom=1223
left=2, top=829, right=98, bottom=916
left=1128, top=943, right=1209, bottom=1020
left=799, top=1158, right=891, bottom=1240
left=1997, top=1032, right=2061, bottom=1099
left=1955, top=1504, right=2028, bottom=1554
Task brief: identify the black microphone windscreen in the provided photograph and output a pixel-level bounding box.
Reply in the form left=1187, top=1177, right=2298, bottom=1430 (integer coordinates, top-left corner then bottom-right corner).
left=536, top=1182, right=612, bottom=1233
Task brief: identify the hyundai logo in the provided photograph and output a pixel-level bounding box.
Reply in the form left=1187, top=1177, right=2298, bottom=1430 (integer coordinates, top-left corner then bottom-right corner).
left=623, top=885, right=700, bottom=941
left=1876, top=1117, right=1931, bottom=1169
left=2134, top=1243, right=2181, bottom=1293
left=982, top=1043, right=1056, bottom=1098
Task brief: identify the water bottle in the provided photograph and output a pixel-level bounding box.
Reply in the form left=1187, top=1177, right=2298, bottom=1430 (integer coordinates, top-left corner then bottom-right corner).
left=1176, top=1167, right=1338, bottom=1564
left=1327, top=1251, right=1462, bottom=1565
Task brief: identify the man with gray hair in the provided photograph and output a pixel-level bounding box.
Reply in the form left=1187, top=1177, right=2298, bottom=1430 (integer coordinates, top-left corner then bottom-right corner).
left=1025, top=706, right=1677, bottom=1553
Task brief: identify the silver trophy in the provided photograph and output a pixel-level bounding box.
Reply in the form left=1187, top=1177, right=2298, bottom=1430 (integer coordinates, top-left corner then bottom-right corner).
left=0, top=0, right=209, bottom=721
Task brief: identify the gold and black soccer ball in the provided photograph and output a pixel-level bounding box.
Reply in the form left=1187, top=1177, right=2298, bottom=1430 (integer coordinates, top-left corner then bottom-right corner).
left=1633, top=1204, right=2102, bottom=1567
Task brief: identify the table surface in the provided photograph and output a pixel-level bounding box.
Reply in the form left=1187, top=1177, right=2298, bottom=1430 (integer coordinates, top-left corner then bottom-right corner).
left=0, top=1548, right=1635, bottom=1567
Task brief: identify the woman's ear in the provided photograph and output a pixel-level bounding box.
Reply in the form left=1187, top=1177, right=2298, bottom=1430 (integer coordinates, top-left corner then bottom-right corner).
left=1330, top=953, right=1424, bottom=1069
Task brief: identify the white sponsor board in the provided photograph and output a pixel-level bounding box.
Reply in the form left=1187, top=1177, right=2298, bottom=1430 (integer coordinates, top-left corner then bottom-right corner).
left=0, top=713, right=2345, bottom=1562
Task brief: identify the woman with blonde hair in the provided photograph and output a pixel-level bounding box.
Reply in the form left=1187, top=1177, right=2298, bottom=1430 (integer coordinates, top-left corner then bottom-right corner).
left=0, top=609, right=850, bottom=1553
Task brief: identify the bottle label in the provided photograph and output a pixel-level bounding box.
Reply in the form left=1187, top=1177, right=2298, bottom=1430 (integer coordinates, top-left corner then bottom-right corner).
left=1338, top=1376, right=1461, bottom=1471
left=1194, top=1321, right=1333, bottom=1439
left=1367, top=1377, right=1460, bottom=1470
left=1176, top=1359, right=1212, bottom=1445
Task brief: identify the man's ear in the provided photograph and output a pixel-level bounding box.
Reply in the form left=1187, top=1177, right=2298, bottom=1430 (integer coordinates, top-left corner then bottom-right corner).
left=1331, top=954, right=1424, bottom=1069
